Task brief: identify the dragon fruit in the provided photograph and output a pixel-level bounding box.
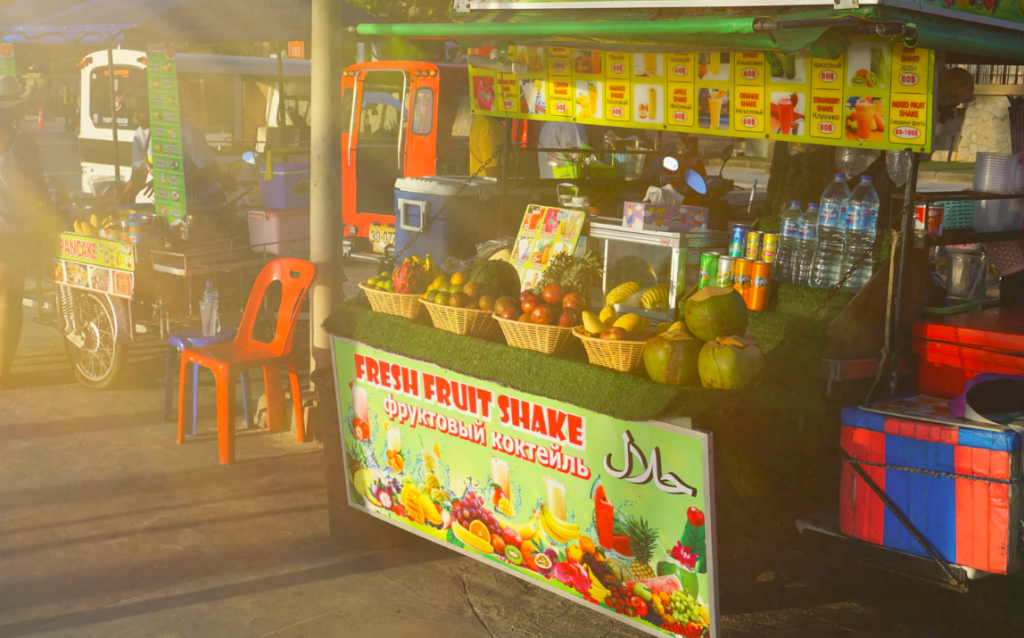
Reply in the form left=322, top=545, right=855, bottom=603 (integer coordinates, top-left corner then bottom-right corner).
left=391, top=259, right=429, bottom=294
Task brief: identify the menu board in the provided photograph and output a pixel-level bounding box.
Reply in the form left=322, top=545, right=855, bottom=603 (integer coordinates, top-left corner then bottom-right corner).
left=0, top=44, right=15, bottom=77
left=146, top=44, right=189, bottom=228
left=470, top=40, right=934, bottom=152
left=57, top=233, right=136, bottom=299
left=510, top=205, right=586, bottom=291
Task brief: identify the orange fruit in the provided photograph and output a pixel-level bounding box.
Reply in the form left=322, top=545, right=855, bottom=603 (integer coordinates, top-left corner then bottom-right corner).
left=469, top=520, right=490, bottom=541
left=580, top=536, right=596, bottom=556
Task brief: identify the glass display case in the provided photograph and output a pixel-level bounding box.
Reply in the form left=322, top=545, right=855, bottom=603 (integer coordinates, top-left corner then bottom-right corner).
left=588, top=222, right=729, bottom=323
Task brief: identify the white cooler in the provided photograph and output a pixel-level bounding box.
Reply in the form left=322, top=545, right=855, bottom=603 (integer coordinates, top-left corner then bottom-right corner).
left=246, top=208, right=310, bottom=257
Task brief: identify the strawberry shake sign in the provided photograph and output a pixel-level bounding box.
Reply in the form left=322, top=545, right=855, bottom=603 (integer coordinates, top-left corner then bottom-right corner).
left=333, top=339, right=719, bottom=638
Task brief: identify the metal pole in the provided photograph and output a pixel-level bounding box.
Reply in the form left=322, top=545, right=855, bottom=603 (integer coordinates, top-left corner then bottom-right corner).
left=310, top=0, right=343, bottom=392
left=277, top=42, right=287, bottom=129
left=498, top=119, right=513, bottom=234
left=107, top=45, right=121, bottom=182
left=888, top=151, right=921, bottom=398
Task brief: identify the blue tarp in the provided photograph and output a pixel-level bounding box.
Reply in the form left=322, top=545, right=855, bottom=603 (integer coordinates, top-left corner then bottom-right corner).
left=0, top=0, right=379, bottom=43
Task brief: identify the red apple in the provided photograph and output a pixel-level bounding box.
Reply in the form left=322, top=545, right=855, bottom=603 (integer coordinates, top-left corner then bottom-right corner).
left=600, top=327, right=629, bottom=340
left=531, top=304, right=555, bottom=325
left=542, top=283, right=564, bottom=305
left=562, top=293, right=585, bottom=311
left=519, top=290, right=533, bottom=304
left=521, top=293, right=540, bottom=313
left=558, top=308, right=579, bottom=328
left=494, top=296, right=516, bottom=317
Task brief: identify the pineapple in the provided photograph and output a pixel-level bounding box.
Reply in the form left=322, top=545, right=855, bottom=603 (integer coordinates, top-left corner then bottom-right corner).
left=624, top=516, right=659, bottom=580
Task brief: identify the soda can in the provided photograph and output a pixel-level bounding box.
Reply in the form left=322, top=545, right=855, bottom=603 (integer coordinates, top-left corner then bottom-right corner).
left=728, top=223, right=750, bottom=258
left=745, top=231, right=763, bottom=260
left=733, top=258, right=754, bottom=302
left=750, top=261, right=773, bottom=310
left=760, top=233, right=779, bottom=263
left=699, top=252, right=720, bottom=290
left=716, top=255, right=736, bottom=287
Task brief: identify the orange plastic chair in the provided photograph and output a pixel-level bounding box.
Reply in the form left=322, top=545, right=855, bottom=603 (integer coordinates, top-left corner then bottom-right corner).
left=177, top=258, right=316, bottom=464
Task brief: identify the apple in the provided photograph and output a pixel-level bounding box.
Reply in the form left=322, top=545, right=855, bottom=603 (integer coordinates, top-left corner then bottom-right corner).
left=521, top=293, right=540, bottom=313
left=449, top=292, right=471, bottom=308
left=531, top=304, right=555, bottom=325
left=562, top=293, right=585, bottom=311
left=519, top=291, right=533, bottom=304
left=558, top=308, right=579, bottom=328
left=542, top=283, right=564, bottom=305
left=600, top=327, right=629, bottom=340
left=466, top=300, right=480, bottom=310
left=478, top=295, right=495, bottom=312
left=494, top=296, right=516, bottom=316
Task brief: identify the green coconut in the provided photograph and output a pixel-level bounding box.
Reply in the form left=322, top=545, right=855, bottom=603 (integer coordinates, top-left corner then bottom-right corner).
left=683, top=286, right=749, bottom=342
left=698, top=336, right=766, bottom=390
left=643, top=330, right=703, bottom=387
left=470, top=260, right=521, bottom=298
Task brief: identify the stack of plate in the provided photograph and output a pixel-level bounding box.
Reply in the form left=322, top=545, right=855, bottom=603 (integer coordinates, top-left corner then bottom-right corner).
left=974, top=152, right=1024, bottom=231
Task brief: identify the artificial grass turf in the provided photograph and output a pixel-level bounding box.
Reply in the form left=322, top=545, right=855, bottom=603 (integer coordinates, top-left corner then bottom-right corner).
left=324, top=283, right=852, bottom=420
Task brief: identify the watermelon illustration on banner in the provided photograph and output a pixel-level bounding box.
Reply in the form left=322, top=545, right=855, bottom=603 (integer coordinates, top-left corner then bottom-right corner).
left=146, top=44, right=189, bottom=228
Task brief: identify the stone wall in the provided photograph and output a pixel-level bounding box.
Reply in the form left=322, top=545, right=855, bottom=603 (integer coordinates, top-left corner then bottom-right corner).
left=954, top=96, right=1013, bottom=161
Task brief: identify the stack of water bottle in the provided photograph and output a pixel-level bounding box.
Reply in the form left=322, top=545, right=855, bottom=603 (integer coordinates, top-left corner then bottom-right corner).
left=774, top=172, right=881, bottom=293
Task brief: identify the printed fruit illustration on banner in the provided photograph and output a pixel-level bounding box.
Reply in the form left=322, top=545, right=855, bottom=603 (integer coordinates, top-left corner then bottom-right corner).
left=337, top=344, right=715, bottom=638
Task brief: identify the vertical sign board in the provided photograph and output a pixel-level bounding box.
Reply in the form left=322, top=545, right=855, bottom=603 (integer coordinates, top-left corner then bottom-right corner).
left=146, top=45, right=189, bottom=228
left=288, top=41, right=305, bottom=60
left=333, top=339, right=719, bottom=638
left=0, top=44, right=15, bottom=77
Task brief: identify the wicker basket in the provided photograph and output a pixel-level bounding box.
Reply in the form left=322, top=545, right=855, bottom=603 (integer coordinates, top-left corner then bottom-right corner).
left=359, top=282, right=423, bottom=319
left=494, top=315, right=576, bottom=355
left=573, top=327, right=648, bottom=372
left=421, top=300, right=500, bottom=338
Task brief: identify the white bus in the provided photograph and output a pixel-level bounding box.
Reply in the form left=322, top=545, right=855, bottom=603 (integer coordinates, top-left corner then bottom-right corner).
left=79, top=48, right=311, bottom=193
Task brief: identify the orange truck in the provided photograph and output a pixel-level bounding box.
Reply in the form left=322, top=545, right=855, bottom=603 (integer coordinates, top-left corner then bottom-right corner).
left=341, top=61, right=472, bottom=258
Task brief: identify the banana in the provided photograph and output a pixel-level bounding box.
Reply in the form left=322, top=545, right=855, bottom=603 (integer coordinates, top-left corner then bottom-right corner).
left=73, top=221, right=83, bottom=234
left=508, top=515, right=539, bottom=542
left=540, top=504, right=580, bottom=543
left=89, top=214, right=99, bottom=229
left=452, top=520, right=494, bottom=553
left=539, top=516, right=571, bottom=544
left=419, top=493, right=442, bottom=527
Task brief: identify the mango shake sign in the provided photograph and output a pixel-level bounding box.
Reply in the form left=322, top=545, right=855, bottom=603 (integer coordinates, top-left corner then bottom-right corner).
left=333, top=339, right=718, bottom=638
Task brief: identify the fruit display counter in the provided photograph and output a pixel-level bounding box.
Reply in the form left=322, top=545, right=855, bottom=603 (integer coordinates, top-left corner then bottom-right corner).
left=323, top=282, right=854, bottom=638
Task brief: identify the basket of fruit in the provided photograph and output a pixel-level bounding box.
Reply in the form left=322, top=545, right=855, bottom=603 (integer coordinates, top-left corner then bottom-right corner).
left=573, top=309, right=658, bottom=372
left=419, top=264, right=522, bottom=338
left=492, top=284, right=584, bottom=355
left=359, top=256, right=438, bottom=320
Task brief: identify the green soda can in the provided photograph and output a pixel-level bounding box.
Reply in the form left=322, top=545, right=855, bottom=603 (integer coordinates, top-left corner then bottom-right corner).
left=699, top=252, right=720, bottom=290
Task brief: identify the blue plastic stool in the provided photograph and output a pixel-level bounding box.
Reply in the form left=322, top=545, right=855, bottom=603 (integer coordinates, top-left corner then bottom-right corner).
left=163, top=327, right=253, bottom=437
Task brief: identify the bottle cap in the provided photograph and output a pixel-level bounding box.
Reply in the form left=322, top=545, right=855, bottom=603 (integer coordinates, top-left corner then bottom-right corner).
left=808, top=203, right=819, bottom=210
left=834, top=173, right=845, bottom=179
left=791, top=200, right=801, bottom=206
left=860, top=175, right=873, bottom=182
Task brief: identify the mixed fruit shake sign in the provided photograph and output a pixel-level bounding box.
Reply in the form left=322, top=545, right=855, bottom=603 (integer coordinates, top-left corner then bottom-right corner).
left=356, top=353, right=586, bottom=449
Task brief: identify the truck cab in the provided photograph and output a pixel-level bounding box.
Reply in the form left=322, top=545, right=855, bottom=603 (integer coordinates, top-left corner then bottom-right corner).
left=341, top=61, right=471, bottom=258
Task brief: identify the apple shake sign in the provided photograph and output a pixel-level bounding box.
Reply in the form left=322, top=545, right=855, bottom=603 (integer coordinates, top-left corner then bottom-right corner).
left=333, top=339, right=718, bottom=638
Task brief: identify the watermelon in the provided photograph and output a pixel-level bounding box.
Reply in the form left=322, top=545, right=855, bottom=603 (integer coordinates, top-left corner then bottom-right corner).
left=683, top=287, right=748, bottom=343
left=698, top=336, right=765, bottom=390
left=624, top=574, right=682, bottom=597
left=470, top=260, right=520, bottom=298
left=657, top=560, right=700, bottom=599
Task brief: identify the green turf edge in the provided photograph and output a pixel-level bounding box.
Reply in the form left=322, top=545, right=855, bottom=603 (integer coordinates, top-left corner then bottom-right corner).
left=324, top=284, right=850, bottom=420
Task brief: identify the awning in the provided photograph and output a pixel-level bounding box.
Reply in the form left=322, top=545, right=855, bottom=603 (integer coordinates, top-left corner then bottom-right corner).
left=0, top=0, right=379, bottom=44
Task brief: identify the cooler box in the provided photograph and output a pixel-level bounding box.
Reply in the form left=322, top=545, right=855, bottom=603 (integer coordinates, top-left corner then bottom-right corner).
left=260, top=158, right=311, bottom=210
left=246, top=208, right=309, bottom=257
left=913, top=307, right=1024, bottom=398
left=394, top=176, right=552, bottom=265
left=840, top=397, right=1022, bottom=575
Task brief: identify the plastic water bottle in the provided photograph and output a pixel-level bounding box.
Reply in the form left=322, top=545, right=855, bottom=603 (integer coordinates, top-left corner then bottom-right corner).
left=809, top=173, right=852, bottom=288
left=773, top=200, right=803, bottom=283
left=795, top=203, right=819, bottom=285
left=200, top=281, right=220, bottom=337
left=840, top=175, right=881, bottom=292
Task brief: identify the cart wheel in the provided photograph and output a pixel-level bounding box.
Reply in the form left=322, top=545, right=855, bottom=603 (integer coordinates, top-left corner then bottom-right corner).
left=62, top=290, right=128, bottom=389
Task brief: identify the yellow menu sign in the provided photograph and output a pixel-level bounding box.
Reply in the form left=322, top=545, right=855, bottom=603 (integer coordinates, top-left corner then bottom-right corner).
left=470, top=40, right=934, bottom=152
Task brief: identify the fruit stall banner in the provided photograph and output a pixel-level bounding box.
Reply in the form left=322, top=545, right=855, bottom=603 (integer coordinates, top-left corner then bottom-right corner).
left=918, top=0, right=1024, bottom=32
left=471, top=40, right=934, bottom=152
left=146, top=44, right=189, bottom=228
left=0, top=44, right=14, bottom=77
left=333, top=338, right=719, bottom=638
left=511, top=204, right=587, bottom=291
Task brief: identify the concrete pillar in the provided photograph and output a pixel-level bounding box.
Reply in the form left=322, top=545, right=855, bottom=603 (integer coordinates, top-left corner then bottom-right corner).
left=309, top=0, right=343, bottom=396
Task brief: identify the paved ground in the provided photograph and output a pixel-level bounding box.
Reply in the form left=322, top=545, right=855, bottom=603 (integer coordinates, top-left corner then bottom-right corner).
left=3, top=124, right=1023, bottom=638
